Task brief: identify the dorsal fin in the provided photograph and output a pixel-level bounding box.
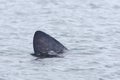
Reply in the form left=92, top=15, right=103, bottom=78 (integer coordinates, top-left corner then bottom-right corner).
left=32, top=31, right=67, bottom=58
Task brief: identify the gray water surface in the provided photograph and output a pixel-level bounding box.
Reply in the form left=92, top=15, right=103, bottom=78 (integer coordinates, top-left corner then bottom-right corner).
left=0, top=0, right=120, bottom=80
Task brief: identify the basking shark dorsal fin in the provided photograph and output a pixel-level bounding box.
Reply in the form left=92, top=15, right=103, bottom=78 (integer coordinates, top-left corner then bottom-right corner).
left=32, top=31, right=67, bottom=58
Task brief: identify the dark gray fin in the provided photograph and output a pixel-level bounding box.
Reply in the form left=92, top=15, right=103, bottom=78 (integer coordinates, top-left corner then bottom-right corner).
left=32, top=31, right=68, bottom=58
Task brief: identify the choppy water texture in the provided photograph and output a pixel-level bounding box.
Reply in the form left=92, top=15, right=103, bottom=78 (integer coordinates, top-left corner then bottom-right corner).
left=0, top=0, right=120, bottom=80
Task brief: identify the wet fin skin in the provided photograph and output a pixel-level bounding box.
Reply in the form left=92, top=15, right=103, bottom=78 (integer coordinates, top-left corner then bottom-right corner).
left=32, top=31, right=67, bottom=58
